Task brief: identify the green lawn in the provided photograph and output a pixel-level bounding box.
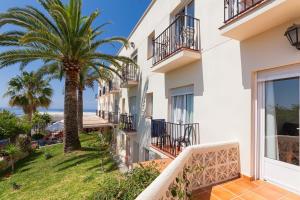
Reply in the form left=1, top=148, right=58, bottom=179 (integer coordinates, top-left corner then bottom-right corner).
left=0, top=133, right=119, bottom=200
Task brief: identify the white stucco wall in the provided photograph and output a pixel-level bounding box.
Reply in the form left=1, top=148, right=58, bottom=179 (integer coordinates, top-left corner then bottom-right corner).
left=98, top=0, right=300, bottom=178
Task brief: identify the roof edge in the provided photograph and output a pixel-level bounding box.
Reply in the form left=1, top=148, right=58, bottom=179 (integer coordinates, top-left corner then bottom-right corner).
left=116, top=0, right=156, bottom=55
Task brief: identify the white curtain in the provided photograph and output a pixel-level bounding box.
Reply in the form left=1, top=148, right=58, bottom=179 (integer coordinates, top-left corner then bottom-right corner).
left=171, top=94, right=194, bottom=124
left=172, top=95, right=184, bottom=123
left=265, top=81, right=279, bottom=160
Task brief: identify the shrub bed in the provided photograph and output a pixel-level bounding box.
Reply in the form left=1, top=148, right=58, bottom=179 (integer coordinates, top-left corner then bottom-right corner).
left=91, top=164, right=159, bottom=200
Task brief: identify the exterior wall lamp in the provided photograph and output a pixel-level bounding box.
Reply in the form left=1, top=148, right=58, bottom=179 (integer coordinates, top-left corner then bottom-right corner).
left=130, top=42, right=135, bottom=49
left=285, top=24, right=300, bottom=50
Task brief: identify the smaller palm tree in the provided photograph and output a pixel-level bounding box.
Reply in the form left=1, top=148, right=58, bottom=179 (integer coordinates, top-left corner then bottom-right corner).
left=4, top=144, right=20, bottom=173
left=4, top=71, right=53, bottom=121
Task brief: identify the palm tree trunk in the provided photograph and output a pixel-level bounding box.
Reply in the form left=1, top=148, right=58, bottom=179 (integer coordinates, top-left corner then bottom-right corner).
left=78, top=88, right=83, bottom=133
left=10, top=156, right=14, bottom=173
left=64, top=70, right=81, bottom=152
left=28, top=111, right=33, bottom=122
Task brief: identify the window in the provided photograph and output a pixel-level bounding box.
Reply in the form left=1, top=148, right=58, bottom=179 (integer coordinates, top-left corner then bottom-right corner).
left=170, top=86, right=194, bottom=124
left=187, top=1, right=195, bottom=17
left=175, top=0, right=194, bottom=18
left=147, top=31, right=155, bottom=59
left=145, top=93, right=153, bottom=117
left=129, top=96, right=137, bottom=115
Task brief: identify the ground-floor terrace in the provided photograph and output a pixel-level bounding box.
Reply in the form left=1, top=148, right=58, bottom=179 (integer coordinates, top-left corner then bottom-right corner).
left=95, top=109, right=300, bottom=199
left=136, top=141, right=300, bottom=200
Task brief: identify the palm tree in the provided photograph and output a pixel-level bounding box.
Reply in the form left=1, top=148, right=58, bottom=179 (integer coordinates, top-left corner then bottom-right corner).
left=0, top=0, right=136, bottom=152
left=4, top=71, right=53, bottom=121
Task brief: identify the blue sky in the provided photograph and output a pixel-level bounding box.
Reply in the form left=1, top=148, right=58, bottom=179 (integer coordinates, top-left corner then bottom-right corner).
left=0, top=0, right=151, bottom=110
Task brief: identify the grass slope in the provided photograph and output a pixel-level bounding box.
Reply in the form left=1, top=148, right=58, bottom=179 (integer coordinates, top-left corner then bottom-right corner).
left=0, top=133, right=119, bottom=200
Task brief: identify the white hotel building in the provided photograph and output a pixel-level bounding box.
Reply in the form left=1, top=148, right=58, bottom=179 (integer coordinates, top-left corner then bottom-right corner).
left=97, top=0, right=300, bottom=196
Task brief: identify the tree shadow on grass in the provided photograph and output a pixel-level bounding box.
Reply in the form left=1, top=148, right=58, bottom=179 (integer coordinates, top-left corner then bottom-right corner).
left=0, top=151, right=43, bottom=181
left=80, top=147, right=99, bottom=152
left=85, top=156, right=118, bottom=172
left=54, top=146, right=118, bottom=172
left=54, top=152, right=99, bottom=171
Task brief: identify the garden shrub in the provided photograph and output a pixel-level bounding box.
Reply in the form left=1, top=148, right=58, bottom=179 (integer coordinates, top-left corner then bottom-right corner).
left=32, top=112, right=52, bottom=134
left=91, top=164, right=160, bottom=200
left=0, top=110, right=31, bottom=140
left=16, top=135, right=32, bottom=153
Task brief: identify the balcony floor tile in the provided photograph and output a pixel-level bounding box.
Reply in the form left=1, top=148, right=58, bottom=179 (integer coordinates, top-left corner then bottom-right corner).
left=191, top=177, right=299, bottom=200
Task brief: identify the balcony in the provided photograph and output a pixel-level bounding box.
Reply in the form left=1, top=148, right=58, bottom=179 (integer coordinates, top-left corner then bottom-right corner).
left=150, top=119, right=200, bottom=158
left=102, top=86, right=106, bottom=96
left=108, top=112, right=119, bottom=124
left=221, top=0, right=300, bottom=41
left=120, top=65, right=139, bottom=88
left=108, top=80, right=120, bottom=94
left=100, top=110, right=109, bottom=120
left=119, top=113, right=136, bottom=132
left=152, top=15, right=201, bottom=73
left=137, top=141, right=300, bottom=200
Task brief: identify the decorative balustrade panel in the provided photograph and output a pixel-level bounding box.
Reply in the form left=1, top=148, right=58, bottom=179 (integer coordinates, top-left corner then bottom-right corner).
left=136, top=142, right=240, bottom=200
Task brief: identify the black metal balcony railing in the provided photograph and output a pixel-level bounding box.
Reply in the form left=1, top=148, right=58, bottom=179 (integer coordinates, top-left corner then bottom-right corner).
left=103, top=86, right=107, bottom=95
left=151, top=119, right=200, bottom=157
left=224, top=0, right=265, bottom=23
left=105, top=112, right=109, bottom=120
left=153, top=15, right=200, bottom=66
left=101, top=110, right=105, bottom=119
left=108, top=80, right=120, bottom=92
left=119, top=113, right=136, bottom=132
left=108, top=112, right=119, bottom=124
left=122, top=64, right=139, bottom=83
left=108, top=80, right=113, bottom=91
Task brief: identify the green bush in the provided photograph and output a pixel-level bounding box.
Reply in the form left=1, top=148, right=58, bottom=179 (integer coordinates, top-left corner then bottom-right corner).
left=16, top=135, right=32, bottom=153
left=32, top=112, right=52, bottom=134
left=0, top=110, right=31, bottom=140
left=91, top=164, right=159, bottom=200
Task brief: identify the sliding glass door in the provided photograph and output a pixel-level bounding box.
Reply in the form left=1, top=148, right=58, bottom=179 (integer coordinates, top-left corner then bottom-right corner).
left=265, top=78, right=299, bottom=165
left=259, top=75, right=300, bottom=194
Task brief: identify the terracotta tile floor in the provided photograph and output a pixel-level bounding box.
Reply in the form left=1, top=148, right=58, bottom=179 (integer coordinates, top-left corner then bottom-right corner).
left=192, top=177, right=300, bottom=200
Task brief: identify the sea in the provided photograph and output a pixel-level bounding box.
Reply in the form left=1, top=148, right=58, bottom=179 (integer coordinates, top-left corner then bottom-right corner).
left=0, top=107, right=96, bottom=117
